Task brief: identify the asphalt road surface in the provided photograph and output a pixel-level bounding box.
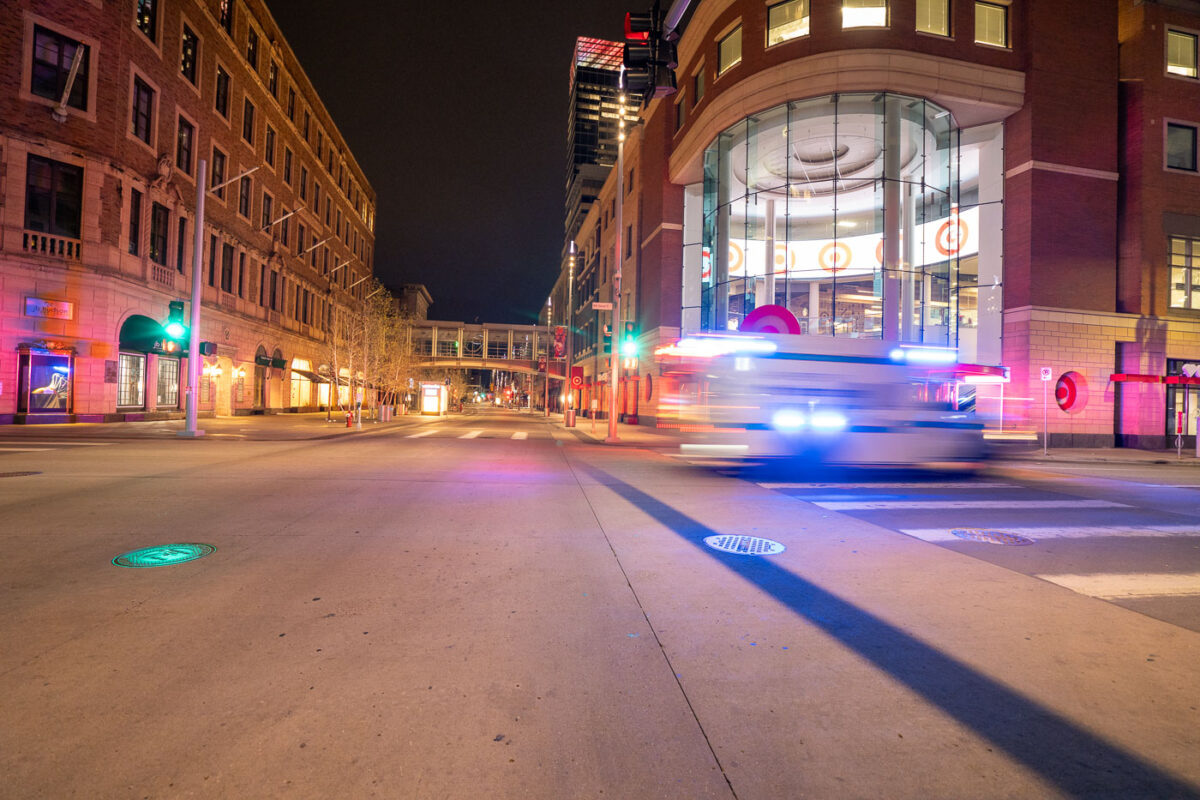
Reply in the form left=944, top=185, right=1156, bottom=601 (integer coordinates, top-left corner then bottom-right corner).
left=2, top=408, right=1198, bottom=799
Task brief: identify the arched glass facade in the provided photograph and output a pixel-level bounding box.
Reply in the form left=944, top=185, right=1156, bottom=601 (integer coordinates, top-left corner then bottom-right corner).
left=700, top=92, right=976, bottom=345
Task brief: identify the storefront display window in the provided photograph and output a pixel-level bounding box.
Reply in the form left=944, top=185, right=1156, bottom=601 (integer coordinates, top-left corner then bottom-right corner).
left=696, top=93, right=985, bottom=347
left=118, top=352, right=146, bottom=408
left=17, top=350, right=73, bottom=413
left=156, top=357, right=180, bottom=407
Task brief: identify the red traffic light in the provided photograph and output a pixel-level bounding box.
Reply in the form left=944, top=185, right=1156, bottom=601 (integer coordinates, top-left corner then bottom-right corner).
left=625, top=12, right=652, bottom=41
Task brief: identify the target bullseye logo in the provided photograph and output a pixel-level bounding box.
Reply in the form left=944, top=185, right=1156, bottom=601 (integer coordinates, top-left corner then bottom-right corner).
left=774, top=243, right=794, bottom=275
left=740, top=304, right=802, bottom=335
left=818, top=242, right=851, bottom=273
left=1054, top=370, right=1087, bottom=414
left=936, top=215, right=969, bottom=256
left=728, top=242, right=745, bottom=275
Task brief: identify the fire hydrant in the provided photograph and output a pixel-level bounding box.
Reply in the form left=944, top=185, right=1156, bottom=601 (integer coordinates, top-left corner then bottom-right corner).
left=345, top=411, right=353, bottom=428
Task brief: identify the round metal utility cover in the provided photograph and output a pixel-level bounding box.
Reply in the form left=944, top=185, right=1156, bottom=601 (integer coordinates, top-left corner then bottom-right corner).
left=704, top=535, right=786, bottom=555
left=112, top=543, right=216, bottom=568
left=951, top=529, right=1035, bottom=546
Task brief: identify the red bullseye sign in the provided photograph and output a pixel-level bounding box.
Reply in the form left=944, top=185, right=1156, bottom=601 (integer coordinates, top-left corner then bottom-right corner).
left=1054, top=371, right=1087, bottom=413
left=936, top=215, right=969, bottom=256
left=741, top=304, right=802, bottom=335
left=818, top=242, right=851, bottom=273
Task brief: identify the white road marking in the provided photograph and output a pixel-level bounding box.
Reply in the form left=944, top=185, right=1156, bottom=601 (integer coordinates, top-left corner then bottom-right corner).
left=759, top=482, right=1017, bottom=490
left=1034, top=572, right=1200, bottom=600
left=0, top=441, right=114, bottom=446
left=460, top=430, right=483, bottom=439
left=511, top=432, right=528, bottom=440
left=405, top=430, right=437, bottom=438
left=813, top=499, right=1128, bottom=511
left=0, top=447, right=51, bottom=452
left=900, top=525, right=1200, bottom=542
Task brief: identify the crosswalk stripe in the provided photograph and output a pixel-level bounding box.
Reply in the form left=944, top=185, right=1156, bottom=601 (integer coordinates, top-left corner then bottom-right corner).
left=405, top=430, right=436, bottom=438
left=1035, top=572, right=1200, bottom=600
left=511, top=432, right=528, bottom=440
left=813, top=499, right=1128, bottom=511
left=900, top=525, right=1200, bottom=542
left=759, top=482, right=1016, bottom=490
left=0, top=447, right=51, bottom=452
left=460, top=430, right=483, bottom=439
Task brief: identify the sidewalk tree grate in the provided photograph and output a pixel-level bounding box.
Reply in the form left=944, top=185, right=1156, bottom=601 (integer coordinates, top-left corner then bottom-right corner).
left=950, top=529, right=1035, bottom=546
left=112, top=543, right=216, bottom=568
left=704, top=535, right=786, bottom=556
left=0, top=471, right=41, bottom=478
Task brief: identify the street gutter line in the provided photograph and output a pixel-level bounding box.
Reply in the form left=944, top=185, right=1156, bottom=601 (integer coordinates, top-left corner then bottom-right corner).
left=559, top=443, right=739, bottom=800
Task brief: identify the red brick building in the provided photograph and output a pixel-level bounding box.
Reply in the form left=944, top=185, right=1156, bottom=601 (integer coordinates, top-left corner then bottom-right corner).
left=1, top=0, right=376, bottom=422
left=562, top=0, right=1200, bottom=448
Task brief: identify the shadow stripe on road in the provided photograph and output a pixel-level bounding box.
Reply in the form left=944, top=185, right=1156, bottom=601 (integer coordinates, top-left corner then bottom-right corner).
left=580, top=464, right=1200, bottom=800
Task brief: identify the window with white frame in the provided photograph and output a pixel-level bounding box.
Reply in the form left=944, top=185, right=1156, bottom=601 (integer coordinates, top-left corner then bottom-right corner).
left=117, top=353, right=145, bottom=407
left=1168, top=30, right=1198, bottom=78
left=975, top=1, right=1008, bottom=47
left=1169, top=236, right=1200, bottom=310
left=917, top=0, right=950, bottom=36
left=843, top=0, right=887, bottom=28
left=767, top=0, right=809, bottom=46
left=1168, top=122, right=1197, bottom=172
left=718, top=26, right=742, bottom=75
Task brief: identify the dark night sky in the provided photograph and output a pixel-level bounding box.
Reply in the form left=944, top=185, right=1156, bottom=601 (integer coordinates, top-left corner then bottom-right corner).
left=268, top=2, right=636, bottom=324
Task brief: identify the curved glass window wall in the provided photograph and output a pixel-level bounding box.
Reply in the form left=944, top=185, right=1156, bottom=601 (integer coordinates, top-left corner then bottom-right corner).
left=700, top=92, right=975, bottom=346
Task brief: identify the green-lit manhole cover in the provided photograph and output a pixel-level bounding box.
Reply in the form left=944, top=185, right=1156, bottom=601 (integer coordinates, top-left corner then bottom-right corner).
left=0, top=471, right=41, bottom=478
left=112, top=543, right=216, bottom=568
left=704, top=535, right=786, bottom=555
left=951, top=529, right=1035, bottom=546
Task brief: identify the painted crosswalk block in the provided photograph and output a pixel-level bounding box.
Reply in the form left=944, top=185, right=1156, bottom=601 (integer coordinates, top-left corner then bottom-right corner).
left=901, top=525, right=1200, bottom=542
left=1034, top=572, right=1200, bottom=600
left=811, top=499, right=1128, bottom=511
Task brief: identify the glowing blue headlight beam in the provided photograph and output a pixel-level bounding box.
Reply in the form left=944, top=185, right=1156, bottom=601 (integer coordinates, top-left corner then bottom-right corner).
left=810, top=410, right=848, bottom=431
left=889, top=346, right=958, bottom=365
left=771, top=409, right=807, bottom=430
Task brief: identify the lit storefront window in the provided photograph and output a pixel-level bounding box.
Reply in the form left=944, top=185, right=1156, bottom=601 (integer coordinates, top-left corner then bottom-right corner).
left=118, top=352, right=146, bottom=407
left=17, top=350, right=73, bottom=413
left=697, top=93, right=984, bottom=346
left=156, top=357, right=180, bottom=407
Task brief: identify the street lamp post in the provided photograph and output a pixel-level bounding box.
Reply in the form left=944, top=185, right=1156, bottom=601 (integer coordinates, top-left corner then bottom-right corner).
left=180, top=162, right=258, bottom=438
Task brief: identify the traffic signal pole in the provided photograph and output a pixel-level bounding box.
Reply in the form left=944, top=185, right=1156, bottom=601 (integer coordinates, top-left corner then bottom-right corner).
left=180, top=158, right=207, bottom=438
left=606, top=88, right=627, bottom=444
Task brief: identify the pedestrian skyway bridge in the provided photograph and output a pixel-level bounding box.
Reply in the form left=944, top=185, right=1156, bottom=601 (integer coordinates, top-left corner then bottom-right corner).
left=411, top=321, right=566, bottom=377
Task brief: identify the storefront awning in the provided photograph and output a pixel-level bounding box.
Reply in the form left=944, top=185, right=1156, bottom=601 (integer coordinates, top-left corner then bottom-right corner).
left=1110, top=373, right=1162, bottom=383
left=290, top=368, right=327, bottom=383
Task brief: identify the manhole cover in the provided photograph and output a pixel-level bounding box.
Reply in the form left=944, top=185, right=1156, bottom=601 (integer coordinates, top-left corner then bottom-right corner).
left=112, top=543, right=216, bottom=568
left=950, top=529, right=1035, bottom=546
left=704, top=535, right=786, bottom=555
left=0, top=471, right=41, bottom=478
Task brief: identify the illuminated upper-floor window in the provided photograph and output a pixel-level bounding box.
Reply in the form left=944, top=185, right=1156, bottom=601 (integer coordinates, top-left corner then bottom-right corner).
left=916, top=0, right=949, bottom=36
left=843, top=0, right=887, bottom=29
left=718, top=26, right=742, bottom=76
left=135, top=0, right=157, bottom=43
left=975, top=1, right=1008, bottom=47
left=1169, top=236, right=1200, bottom=309
left=31, top=25, right=90, bottom=110
left=1168, top=30, right=1198, bottom=78
left=768, top=0, right=809, bottom=46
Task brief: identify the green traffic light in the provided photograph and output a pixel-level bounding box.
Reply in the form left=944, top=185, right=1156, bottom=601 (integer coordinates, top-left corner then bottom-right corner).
left=165, top=300, right=187, bottom=340
left=165, top=321, right=186, bottom=339
left=621, top=338, right=638, bottom=357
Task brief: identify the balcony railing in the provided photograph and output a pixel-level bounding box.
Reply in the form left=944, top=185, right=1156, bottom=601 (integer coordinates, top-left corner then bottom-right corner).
left=151, top=263, right=175, bottom=287
left=23, top=230, right=82, bottom=261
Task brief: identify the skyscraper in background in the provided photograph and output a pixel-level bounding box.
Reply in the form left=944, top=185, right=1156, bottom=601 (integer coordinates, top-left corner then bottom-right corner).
left=565, top=37, right=623, bottom=241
